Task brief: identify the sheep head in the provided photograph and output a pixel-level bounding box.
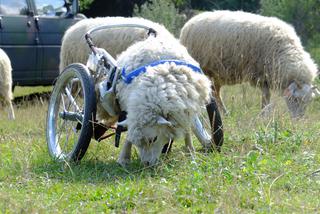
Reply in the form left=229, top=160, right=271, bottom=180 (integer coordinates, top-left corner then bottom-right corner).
left=283, top=82, right=316, bottom=118
left=125, top=116, right=181, bottom=166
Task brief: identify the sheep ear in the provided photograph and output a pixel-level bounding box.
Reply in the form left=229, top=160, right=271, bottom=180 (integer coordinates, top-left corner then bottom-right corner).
left=117, top=119, right=128, bottom=127
left=284, top=82, right=296, bottom=97
left=157, top=116, right=172, bottom=127
left=312, top=85, right=320, bottom=98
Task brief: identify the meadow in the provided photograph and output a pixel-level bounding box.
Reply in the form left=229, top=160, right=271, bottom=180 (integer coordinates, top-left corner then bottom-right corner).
left=1, top=82, right=320, bottom=213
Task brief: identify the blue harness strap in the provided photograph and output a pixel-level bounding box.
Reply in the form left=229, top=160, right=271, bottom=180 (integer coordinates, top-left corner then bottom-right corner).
left=121, top=59, right=203, bottom=84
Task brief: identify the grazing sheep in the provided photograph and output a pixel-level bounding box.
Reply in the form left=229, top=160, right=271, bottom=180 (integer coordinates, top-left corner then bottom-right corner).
left=114, top=35, right=211, bottom=166
left=180, top=10, right=319, bottom=118
left=60, top=16, right=176, bottom=126
left=0, top=48, right=15, bottom=120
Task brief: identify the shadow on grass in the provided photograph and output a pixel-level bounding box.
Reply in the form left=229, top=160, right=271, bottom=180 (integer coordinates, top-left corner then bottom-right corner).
left=13, top=92, right=51, bottom=107
left=31, top=154, right=177, bottom=184
left=13, top=91, right=51, bottom=106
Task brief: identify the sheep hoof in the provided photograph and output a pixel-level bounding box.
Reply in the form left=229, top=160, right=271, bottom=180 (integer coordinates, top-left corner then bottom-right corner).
left=117, top=158, right=130, bottom=167
left=201, top=143, right=221, bottom=153
left=202, top=144, right=214, bottom=152
left=259, top=103, right=275, bottom=117
left=184, top=145, right=195, bottom=153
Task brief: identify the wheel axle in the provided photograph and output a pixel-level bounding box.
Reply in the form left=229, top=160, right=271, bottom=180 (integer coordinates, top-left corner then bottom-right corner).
left=59, top=111, right=83, bottom=122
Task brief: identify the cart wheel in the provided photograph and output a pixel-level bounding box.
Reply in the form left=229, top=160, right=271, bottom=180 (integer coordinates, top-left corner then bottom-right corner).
left=46, top=63, right=96, bottom=162
left=192, top=97, right=224, bottom=151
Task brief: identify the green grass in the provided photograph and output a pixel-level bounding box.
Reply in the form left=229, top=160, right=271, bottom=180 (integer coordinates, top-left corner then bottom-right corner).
left=1, top=83, right=320, bottom=213
left=13, top=86, right=52, bottom=97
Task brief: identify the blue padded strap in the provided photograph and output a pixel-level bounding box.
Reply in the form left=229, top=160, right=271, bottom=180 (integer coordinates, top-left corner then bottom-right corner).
left=121, top=59, right=203, bottom=84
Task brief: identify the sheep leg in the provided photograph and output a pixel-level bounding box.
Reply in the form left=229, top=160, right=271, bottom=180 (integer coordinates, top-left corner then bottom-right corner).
left=184, top=132, right=195, bottom=152
left=0, top=90, right=14, bottom=120
left=117, top=140, right=132, bottom=166
left=259, top=83, right=274, bottom=116
left=261, top=82, right=271, bottom=108
left=212, top=84, right=228, bottom=114
left=7, top=101, right=15, bottom=120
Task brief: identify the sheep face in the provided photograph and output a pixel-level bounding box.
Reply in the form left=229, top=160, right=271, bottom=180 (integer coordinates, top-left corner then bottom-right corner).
left=127, top=116, right=184, bottom=166
left=136, top=127, right=168, bottom=166
left=284, top=82, right=313, bottom=118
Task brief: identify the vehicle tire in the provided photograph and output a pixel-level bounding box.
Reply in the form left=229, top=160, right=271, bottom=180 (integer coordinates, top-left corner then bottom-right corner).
left=192, top=97, right=224, bottom=151
left=46, top=63, right=96, bottom=162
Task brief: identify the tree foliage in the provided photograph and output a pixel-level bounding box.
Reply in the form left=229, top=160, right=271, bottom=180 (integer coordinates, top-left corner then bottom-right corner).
left=261, top=0, right=320, bottom=44
left=133, top=0, right=186, bottom=36
left=81, top=0, right=148, bottom=17
left=181, top=0, right=260, bottom=12
left=79, top=0, right=94, bottom=11
left=79, top=0, right=261, bottom=17
left=261, top=0, right=320, bottom=64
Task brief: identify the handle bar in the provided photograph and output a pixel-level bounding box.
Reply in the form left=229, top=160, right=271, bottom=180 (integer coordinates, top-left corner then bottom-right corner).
left=84, top=23, right=157, bottom=68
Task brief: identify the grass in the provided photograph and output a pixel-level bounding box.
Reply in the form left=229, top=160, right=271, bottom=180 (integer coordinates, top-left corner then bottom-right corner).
left=13, top=86, right=52, bottom=97
left=1, top=82, right=320, bottom=213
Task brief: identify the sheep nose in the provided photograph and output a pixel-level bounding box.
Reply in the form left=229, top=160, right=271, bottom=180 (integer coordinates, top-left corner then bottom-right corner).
left=143, top=161, right=150, bottom=166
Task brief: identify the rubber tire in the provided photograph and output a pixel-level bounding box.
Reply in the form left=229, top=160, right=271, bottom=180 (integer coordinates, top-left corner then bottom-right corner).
left=46, top=63, right=96, bottom=162
left=162, top=98, right=224, bottom=154
left=206, top=97, right=224, bottom=151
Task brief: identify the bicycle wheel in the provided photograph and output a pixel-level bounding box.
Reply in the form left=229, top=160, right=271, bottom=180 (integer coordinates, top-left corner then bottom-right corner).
left=192, top=97, right=224, bottom=151
left=46, top=63, right=96, bottom=162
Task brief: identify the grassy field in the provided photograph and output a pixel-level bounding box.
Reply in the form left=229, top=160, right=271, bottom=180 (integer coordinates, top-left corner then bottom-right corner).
left=1, top=83, right=320, bottom=213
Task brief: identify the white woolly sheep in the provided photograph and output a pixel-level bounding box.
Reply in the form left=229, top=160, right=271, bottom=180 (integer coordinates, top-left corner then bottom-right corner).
left=0, top=48, right=15, bottom=120
left=114, top=35, right=211, bottom=166
left=60, top=16, right=175, bottom=72
left=180, top=10, right=319, bottom=118
left=60, top=16, right=176, bottom=126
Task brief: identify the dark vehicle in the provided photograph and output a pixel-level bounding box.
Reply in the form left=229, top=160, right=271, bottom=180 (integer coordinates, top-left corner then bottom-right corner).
left=0, top=0, right=85, bottom=86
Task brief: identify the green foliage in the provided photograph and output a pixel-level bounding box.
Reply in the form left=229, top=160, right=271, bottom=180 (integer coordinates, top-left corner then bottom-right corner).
left=172, top=0, right=188, bottom=7
left=189, top=0, right=260, bottom=12
left=133, top=0, right=186, bottom=37
left=260, top=0, right=320, bottom=44
left=13, top=86, right=52, bottom=97
left=307, top=34, right=320, bottom=66
left=261, top=0, right=320, bottom=69
left=79, top=0, right=94, bottom=11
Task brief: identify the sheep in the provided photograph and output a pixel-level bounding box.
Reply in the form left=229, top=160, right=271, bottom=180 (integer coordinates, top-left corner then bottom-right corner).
left=60, top=16, right=176, bottom=126
left=0, top=48, right=15, bottom=120
left=113, top=35, right=212, bottom=166
left=60, top=16, right=175, bottom=72
left=180, top=10, right=319, bottom=118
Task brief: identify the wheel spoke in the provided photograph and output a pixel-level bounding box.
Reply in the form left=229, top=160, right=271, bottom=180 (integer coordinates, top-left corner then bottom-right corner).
left=57, top=110, right=68, bottom=154
left=46, top=63, right=95, bottom=162
left=65, top=87, right=81, bottom=112
left=57, top=80, right=84, bottom=156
